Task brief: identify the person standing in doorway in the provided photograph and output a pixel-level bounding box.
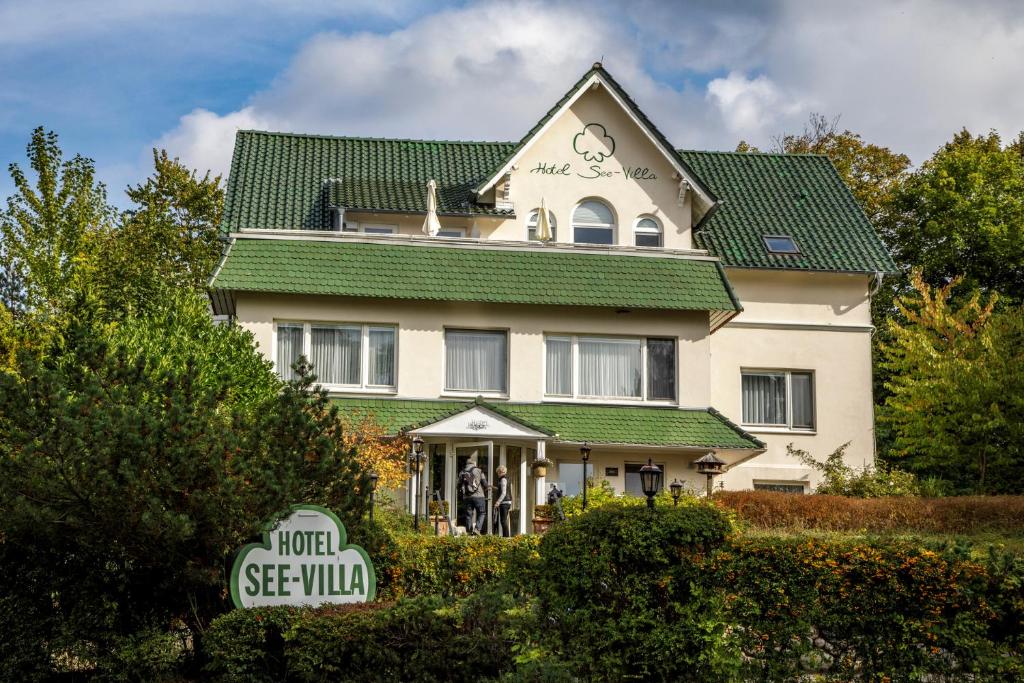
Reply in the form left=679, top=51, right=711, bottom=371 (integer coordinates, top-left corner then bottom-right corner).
left=458, top=458, right=488, bottom=535
left=492, top=465, right=514, bottom=537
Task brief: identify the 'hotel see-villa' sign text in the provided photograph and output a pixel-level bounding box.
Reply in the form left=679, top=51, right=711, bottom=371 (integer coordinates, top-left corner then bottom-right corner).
left=230, top=504, right=376, bottom=608
left=530, top=122, right=658, bottom=181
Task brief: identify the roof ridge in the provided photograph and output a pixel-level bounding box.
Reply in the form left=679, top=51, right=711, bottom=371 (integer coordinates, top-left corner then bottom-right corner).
left=237, top=129, right=516, bottom=147
left=678, top=149, right=832, bottom=160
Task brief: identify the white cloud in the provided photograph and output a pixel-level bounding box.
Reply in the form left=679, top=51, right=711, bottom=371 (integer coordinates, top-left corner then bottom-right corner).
left=706, top=72, right=808, bottom=139
left=151, top=0, right=1024, bottom=176
left=153, top=107, right=274, bottom=180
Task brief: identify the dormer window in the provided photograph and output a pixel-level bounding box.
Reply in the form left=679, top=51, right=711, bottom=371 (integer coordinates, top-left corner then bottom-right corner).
left=527, top=209, right=557, bottom=241
left=573, top=199, right=616, bottom=245
left=634, top=216, right=663, bottom=247
left=763, top=235, right=800, bottom=254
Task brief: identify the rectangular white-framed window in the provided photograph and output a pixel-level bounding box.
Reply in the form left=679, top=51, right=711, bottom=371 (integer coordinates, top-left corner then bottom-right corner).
left=741, top=369, right=814, bottom=430
left=544, top=334, right=676, bottom=402
left=753, top=480, right=807, bottom=494
left=437, top=228, right=466, bottom=238
left=444, top=328, right=508, bottom=395
left=274, top=321, right=397, bottom=392
left=342, top=222, right=398, bottom=235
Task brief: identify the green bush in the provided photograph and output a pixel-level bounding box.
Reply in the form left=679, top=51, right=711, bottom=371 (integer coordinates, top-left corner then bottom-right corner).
left=378, top=534, right=539, bottom=600
left=561, top=479, right=704, bottom=518
left=707, top=536, right=1024, bottom=679
left=529, top=502, right=738, bottom=681
left=789, top=441, right=924, bottom=497
left=205, top=593, right=520, bottom=682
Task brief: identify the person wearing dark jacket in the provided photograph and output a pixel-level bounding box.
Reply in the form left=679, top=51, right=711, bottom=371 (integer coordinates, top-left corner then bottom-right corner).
left=459, top=459, right=488, bottom=535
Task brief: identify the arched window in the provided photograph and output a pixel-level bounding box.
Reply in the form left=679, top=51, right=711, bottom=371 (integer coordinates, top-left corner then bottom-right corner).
left=526, top=209, right=557, bottom=241
left=634, top=216, right=663, bottom=247
left=572, top=199, right=616, bottom=245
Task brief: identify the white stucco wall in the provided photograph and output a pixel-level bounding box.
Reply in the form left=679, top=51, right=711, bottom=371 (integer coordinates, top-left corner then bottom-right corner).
left=236, top=294, right=713, bottom=408
left=710, top=269, right=877, bottom=490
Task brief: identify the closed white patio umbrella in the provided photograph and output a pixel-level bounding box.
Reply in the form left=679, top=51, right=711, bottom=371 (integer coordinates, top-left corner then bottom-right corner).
left=422, top=179, right=441, bottom=237
left=537, top=196, right=553, bottom=242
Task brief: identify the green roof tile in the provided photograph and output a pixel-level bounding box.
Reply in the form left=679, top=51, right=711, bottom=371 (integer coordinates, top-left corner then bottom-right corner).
left=679, top=151, right=897, bottom=273
left=211, top=238, right=740, bottom=312
left=332, top=397, right=764, bottom=449
left=223, top=132, right=515, bottom=231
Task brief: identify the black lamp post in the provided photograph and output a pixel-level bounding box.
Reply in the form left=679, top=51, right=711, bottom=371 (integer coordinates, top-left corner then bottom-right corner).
left=639, top=458, right=662, bottom=510
left=669, top=478, right=683, bottom=506
left=580, top=442, right=591, bottom=511
left=694, top=452, right=726, bottom=498
left=411, top=436, right=425, bottom=531
left=368, top=471, right=379, bottom=522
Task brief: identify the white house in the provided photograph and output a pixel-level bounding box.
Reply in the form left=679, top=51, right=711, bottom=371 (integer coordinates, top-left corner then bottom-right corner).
left=208, top=63, right=895, bottom=533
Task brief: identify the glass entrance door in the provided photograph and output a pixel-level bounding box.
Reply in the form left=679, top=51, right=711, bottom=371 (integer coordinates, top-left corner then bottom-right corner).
left=455, top=442, right=493, bottom=534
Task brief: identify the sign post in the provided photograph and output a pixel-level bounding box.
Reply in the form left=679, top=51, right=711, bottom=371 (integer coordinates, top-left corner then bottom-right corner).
left=230, top=504, right=376, bottom=609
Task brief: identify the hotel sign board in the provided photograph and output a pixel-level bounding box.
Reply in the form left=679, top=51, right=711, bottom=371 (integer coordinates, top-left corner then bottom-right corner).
left=230, top=504, right=376, bottom=608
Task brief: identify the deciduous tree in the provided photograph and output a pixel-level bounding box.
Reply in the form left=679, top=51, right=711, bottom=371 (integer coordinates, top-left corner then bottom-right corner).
left=880, top=271, right=1024, bottom=493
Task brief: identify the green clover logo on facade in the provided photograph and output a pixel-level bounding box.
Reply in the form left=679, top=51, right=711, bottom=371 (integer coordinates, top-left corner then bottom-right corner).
left=573, top=123, right=616, bottom=163
left=230, top=504, right=376, bottom=608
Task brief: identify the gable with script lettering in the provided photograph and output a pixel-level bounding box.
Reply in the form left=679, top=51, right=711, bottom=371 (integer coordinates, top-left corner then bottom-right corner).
left=511, top=84, right=692, bottom=247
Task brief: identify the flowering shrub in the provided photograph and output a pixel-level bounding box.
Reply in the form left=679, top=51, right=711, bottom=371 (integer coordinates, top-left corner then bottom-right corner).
left=715, top=490, right=1024, bottom=534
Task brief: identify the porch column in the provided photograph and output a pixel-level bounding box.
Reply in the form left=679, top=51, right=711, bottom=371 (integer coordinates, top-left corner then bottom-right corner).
left=534, top=440, right=547, bottom=510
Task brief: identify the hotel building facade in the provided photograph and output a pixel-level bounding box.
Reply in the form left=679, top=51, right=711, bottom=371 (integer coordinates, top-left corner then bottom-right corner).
left=209, top=64, right=895, bottom=533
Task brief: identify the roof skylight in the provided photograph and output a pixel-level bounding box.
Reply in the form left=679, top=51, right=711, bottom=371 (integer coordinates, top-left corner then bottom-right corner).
left=763, top=235, right=800, bottom=254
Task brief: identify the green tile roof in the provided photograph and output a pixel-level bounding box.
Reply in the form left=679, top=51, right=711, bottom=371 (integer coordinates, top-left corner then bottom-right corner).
left=223, top=132, right=516, bottom=231
left=332, top=397, right=764, bottom=449
left=679, top=151, right=897, bottom=273
left=209, top=237, right=741, bottom=314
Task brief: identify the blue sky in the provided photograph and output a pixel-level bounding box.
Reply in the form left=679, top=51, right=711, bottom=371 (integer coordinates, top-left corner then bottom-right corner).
left=2, top=0, right=1022, bottom=207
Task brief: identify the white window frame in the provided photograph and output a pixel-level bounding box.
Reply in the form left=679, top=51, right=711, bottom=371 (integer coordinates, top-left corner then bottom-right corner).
left=633, top=215, right=663, bottom=247
left=572, top=198, right=617, bottom=245
left=442, top=327, right=510, bottom=398
left=753, top=480, right=808, bottom=494
left=343, top=222, right=398, bottom=235
left=543, top=334, right=677, bottom=405
left=740, top=369, right=815, bottom=432
left=272, top=321, right=398, bottom=393
left=526, top=208, right=557, bottom=241
left=437, top=227, right=466, bottom=238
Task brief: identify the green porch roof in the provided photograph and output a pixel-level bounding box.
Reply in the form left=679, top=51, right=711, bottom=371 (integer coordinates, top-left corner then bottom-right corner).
left=332, top=397, right=764, bottom=450
left=209, top=237, right=741, bottom=317
left=679, top=151, right=897, bottom=273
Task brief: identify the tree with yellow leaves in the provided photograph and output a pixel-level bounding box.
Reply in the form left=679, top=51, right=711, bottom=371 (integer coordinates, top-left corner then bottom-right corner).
left=337, top=411, right=410, bottom=491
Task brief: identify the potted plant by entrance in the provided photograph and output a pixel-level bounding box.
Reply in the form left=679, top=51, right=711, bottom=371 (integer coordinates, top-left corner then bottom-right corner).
left=428, top=499, right=451, bottom=536
left=530, top=456, right=554, bottom=478
left=532, top=503, right=557, bottom=534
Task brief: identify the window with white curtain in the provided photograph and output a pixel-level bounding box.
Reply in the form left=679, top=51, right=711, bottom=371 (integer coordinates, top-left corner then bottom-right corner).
left=572, top=199, right=615, bottom=244
left=276, top=324, right=304, bottom=382
left=445, top=329, right=508, bottom=394
left=634, top=216, right=663, bottom=247
left=275, top=322, right=396, bottom=390
left=741, top=370, right=814, bottom=430
left=544, top=335, right=676, bottom=402
left=527, top=209, right=557, bottom=241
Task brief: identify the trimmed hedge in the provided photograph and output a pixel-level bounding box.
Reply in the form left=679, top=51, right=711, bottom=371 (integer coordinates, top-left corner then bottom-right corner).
left=204, top=593, right=519, bottom=682
left=203, top=506, right=1024, bottom=681
left=374, top=533, right=538, bottom=600
left=707, top=536, right=1024, bottom=679
left=716, top=490, right=1024, bottom=535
